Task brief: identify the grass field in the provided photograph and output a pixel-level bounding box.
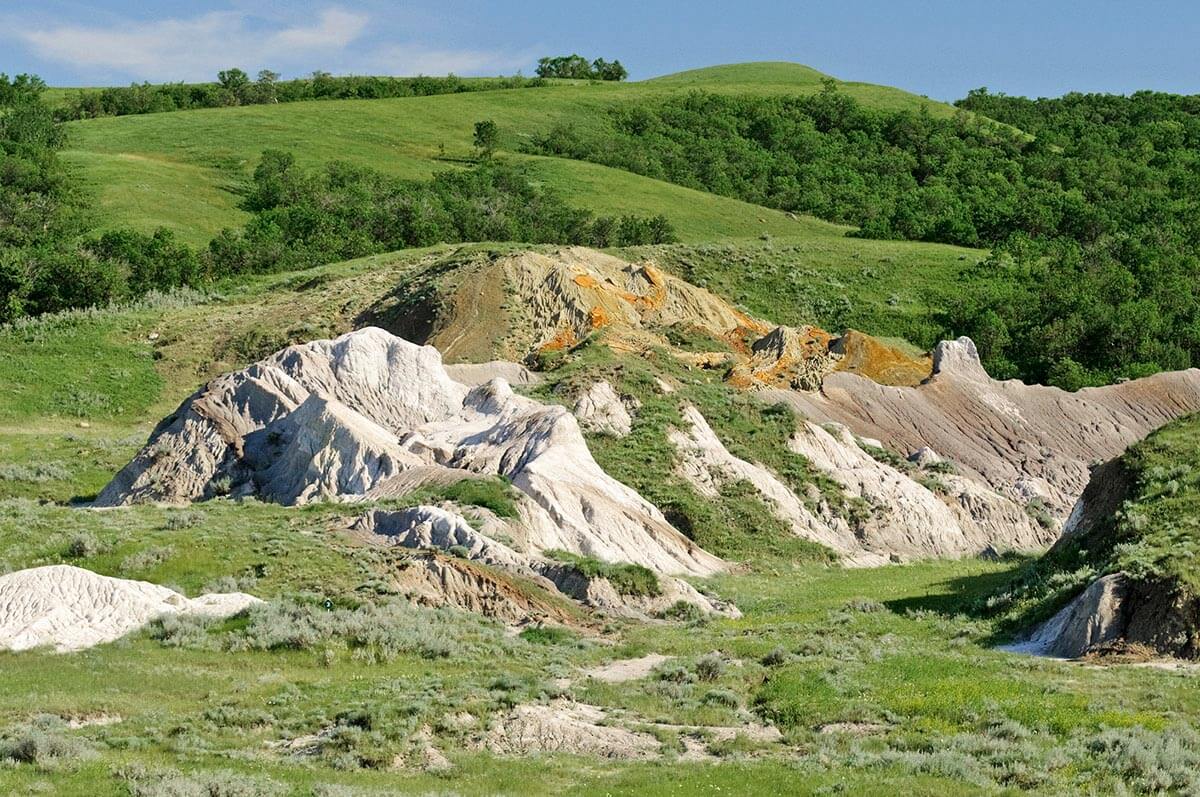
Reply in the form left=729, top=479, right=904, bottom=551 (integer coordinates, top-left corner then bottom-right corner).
left=0, top=494, right=1195, bottom=795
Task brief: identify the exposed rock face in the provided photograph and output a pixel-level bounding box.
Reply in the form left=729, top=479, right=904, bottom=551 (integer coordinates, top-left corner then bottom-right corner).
left=1008, top=572, right=1199, bottom=660
left=728, top=325, right=842, bottom=391
left=385, top=247, right=930, bottom=388
left=1057, top=458, right=1131, bottom=543
left=668, top=405, right=874, bottom=563
left=668, top=404, right=1050, bottom=564
left=1007, top=456, right=1199, bottom=660
left=774, top=336, right=1200, bottom=520
left=573, top=381, right=638, bottom=437
left=1007, top=574, right=1131, bottom=658
left=790, top=421, right=1053, bottom=559
left=392, top=553, right=580, bottom=627
left=97, top=328, right=722, bottom=578
left=0, top=565, right=260, bottom=653
left=355, top=505, right=528, bottom=569
left=444, top=361, right=541, bottom=388
left=356, top=506, right=739, bottom=620
left=831, top=330, right=932, bottom=386
left=481, top=701, right=661, bottom=759
left=501, top=248, right=767, bottom=358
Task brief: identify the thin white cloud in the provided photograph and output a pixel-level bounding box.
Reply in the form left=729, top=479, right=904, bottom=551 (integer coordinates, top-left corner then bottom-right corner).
left=17, top=7, right=370, bottom=81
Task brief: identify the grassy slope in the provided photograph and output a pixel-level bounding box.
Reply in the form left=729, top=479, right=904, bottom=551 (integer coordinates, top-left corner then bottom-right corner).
left=1, top=501, right=1195, bottom=796
left=1118, top=415, right=1200, bottom=594
left=988, top=413, right=1200, bottom=632
left=11, top=65, right=1193, bottom=793
left=58, top=62, right=969, bottom=248
left=645, top=61, right=955, bottom=113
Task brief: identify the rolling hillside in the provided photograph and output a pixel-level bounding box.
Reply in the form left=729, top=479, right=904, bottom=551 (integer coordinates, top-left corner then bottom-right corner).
left=56, top=62, right=981, bottom=352
left=59, top=62, right=968, bottom=247
left=645, top=62, right=955, bottom=113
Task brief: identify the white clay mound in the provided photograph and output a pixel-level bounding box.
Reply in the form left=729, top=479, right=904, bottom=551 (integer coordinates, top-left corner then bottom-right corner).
left=0, top=565, right=260, bottom=653
left=96, top=328, right=721, bottom=577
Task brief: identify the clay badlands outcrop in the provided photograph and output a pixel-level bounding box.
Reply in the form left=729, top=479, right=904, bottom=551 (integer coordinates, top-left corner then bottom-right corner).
left=96, top=327, right=733, bottom=619
left=384, top=247, right=930, bottom=388
left=778, top=337, right=1200, bottom=518
left=92, top=249, right=1200, bottom=616
left=378, top=247, right=1200, bottom=538
left=96, top=329, right=716, bottom=573
left=0, top=565, right=259, bottom=653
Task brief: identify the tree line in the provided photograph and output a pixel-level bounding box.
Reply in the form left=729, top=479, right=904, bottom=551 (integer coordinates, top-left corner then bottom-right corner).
left=535, top=55, right=627, bottom=81
left=0, top=76, right=673, bottom=322
left=525, top=82, right=1200, bottom=387
left=56, top=70, right=547, bottom=120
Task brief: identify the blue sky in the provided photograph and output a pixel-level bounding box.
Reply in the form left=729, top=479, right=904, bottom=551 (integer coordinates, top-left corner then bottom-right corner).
left=2, top=1, right=1198, bottom=100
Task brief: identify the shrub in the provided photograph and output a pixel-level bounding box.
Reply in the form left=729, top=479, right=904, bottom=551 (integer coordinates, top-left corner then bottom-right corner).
left=844, top=597, right=885, bottom=613
left=115, top=764, right=285, bottom=796
left=147, top=598, right=512, bottom=663
left=119, top=545, right=173, bottom=574
left=654, top=600, right=705, bottom=623
left=526, top=87, right=1200, bottom=385
left=761, top=646, right=790, bottom=667
left=0, top=461, right=71, bottom=482
left=0, top=715, right=95, bottom=769
left=545, top=549, right=662, bottom=597
left=1078, top=724, right=1200, bottom=794
left=518, top=624, right=576, bottom=645
left=702, top=688, right=741, bottom=708
left=655, top=663, right=696, bottom=684
left=694, top=652, right=726, bottom=682
left=65, top=533, right=101, bottom=558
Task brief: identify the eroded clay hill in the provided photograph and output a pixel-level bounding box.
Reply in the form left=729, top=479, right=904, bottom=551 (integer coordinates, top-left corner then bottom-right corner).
left=367, top=247, right=931, bottom=389
left=778, top=337, right=1200, bottom=518
left=96, top=328, right=735, bottom=621
left=97, top=330, right=717, bottom=571
left=98, top=249, right=1200, bottom=592
left=365, top=247, right=1200, bottom=543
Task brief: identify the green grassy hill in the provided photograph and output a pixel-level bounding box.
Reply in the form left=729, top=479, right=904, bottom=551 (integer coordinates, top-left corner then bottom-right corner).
left=4, top=62, right=1200, bottom=791
left=59, top=62, right=969, bottom=248
left=645, top=62, right=955, bottom=113
left=57, top=61, right=981, bottom=353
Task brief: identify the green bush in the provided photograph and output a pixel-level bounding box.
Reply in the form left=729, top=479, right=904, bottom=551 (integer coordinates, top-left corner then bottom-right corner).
left=147, top=597, right=513, bottom=663
left=0, top=715, right=95, bottom=769
left=545, top=549, right=662, bottom=597
left=519, top=624, right=576, bottom=645
left=207, top=154, right=676, bottom=277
